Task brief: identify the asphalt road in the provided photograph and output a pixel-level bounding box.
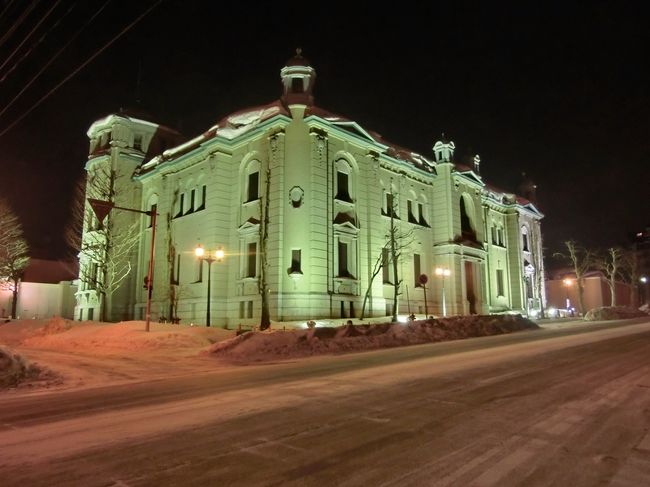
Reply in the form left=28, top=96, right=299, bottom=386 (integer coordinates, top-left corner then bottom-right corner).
left=2, top=318, right=650, bottom=486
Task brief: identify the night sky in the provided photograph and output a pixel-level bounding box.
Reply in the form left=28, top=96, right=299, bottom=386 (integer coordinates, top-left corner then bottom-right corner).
left=0, top=1, right=648, bottom=262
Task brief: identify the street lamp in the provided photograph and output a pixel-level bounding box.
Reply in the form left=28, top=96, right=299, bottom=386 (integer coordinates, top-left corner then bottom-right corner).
left=434, top=267, right=451, bottom=317
left=641, top=276, right=648, bottom=305
left=195, top=245, right=225, bottom=327
left=563, top=278, right=572, bottom=311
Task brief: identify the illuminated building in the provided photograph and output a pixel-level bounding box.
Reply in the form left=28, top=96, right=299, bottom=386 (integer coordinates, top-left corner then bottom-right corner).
left=76, top=52, right=545, bottom=325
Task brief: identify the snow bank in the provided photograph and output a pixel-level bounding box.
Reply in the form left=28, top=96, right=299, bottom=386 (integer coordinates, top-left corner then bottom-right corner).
left=584, top=306, right=648, bottom=321
left=19, top=319, right=235, bottom=353
left=0, top=346, right=59, bottom=389
left=208, top=314, right=539, bottom=363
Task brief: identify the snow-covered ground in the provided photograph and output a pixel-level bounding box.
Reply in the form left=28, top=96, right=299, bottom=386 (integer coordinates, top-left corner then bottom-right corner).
left=0, top=315, right=540, bottom=391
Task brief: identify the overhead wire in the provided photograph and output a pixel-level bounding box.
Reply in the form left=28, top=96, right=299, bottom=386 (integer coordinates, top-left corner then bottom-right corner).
left=0, top=0, right=163, bottom=139
left=0, top=1, right=78, bottom=84
left=0, top=0, right=63, bottom=76
left=0, top=0, right=39, bottom=51
left=0, top=0, right=17, bottom=25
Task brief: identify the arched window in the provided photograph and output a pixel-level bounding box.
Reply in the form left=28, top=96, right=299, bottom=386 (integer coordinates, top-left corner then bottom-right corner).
left=243, top=160, right=261, bottom=203
left=334, top=159, right=353, bottom=203
left=418, top=194, right=429, bottom=226
left=521, top=226, right=530, bottom=252
left=459, top=194, right=477, bottom=241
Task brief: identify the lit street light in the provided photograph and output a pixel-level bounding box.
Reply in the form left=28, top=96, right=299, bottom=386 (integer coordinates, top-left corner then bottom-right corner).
left=195, top=245, right=225, bottom=327
left=434, top=267, right=451, bottom=317
left=641, top=276, right=648, bottom=305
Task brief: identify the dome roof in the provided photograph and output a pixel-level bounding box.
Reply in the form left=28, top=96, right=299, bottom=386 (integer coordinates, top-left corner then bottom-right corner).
left=285, top=48, right=311, bottom=67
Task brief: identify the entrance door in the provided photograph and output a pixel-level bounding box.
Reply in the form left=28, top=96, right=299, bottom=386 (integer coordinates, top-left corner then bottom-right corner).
left=465, top=261, right=477, bottom=314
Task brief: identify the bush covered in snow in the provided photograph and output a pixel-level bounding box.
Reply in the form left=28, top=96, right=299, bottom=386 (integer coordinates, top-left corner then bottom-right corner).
left=584, top=306, right=648, bottom=321
left=0, top=346, right=57, bottom=389
left=208, top=314, right=539, bottom=363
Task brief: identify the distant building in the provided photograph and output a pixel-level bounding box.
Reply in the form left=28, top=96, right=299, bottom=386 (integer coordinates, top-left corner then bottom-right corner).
left=0, top=259, right=77, bottom=319
left=76, top=52, right=545, bottom=325
left=546, top=269, right=632, bottom=315
left=631, top=225, right=650, bottom=305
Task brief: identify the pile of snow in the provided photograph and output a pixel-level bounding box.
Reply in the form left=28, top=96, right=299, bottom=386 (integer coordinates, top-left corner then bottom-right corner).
left=584, top=306, right=648, bottom=321
left=19, top=318, right=234, bottom=353
left=208, top=314, right=538, bottom=363
left=0, top=346, right=59, bottom=389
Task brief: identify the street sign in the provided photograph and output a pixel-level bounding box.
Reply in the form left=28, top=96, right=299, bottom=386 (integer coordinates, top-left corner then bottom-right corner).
left=88, top=198, right=114, bottom=224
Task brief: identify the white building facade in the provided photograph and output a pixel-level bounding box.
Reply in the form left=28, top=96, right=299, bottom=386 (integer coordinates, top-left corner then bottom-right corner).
left=76, top=53, right=545, bottom=326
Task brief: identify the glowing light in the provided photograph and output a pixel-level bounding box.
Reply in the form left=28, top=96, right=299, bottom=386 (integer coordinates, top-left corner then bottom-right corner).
left=397, top=315, right=409, bottom=323
left=435, top=267, right=451, bottom=276
left=195, top=245, right=205, bottom=257
left=641, top=276, right=648, bottom=284
left=563, top=278, right=572, bottom=286
left=215, top=248, right=225, bottom=260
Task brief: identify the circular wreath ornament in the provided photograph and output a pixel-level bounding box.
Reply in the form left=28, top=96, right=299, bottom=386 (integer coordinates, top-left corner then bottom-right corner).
left=289, top=186, right=304, bottom=208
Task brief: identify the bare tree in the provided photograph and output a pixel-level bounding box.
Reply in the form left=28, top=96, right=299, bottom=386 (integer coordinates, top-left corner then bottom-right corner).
left=64, top=175, right=87, bottom=256
left=620, top=247, right=640, bottom=306
left=0, top=199, right=30, bottom=318
left=554, top=240, right=594, bottom=315
left=595, top=247, right=623, bottom=307
left=385, top=190, right=414, bottom=322
left=78, top=166, right=140, bottom=321
left=259, top=160, right=271, bottom=330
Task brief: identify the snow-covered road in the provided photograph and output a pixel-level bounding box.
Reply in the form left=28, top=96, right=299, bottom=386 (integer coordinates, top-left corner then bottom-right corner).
left=2, top=319, right=650, bottom=486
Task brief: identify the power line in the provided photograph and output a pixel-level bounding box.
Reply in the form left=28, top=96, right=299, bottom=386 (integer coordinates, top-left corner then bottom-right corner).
left=0, top=1, right=78, bottom=84
left=0, top=0, right=62, bottom=76
left=0, top=0, right=39, bottom=51
left=0, top=0, right=163, bottom=139
left=0, top=0, right=17, bottom=25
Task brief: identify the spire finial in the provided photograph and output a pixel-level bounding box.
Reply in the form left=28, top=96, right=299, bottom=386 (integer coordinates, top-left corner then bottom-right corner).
left=296, top=47, right=302, bottom=57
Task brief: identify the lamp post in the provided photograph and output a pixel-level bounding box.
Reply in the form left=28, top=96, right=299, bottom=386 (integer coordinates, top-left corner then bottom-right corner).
left=434, top=267, right=451, bottom=317
left=88, top=198, right=157, bottom=332
left=563, top=278, right=572, bottom=311
left=641, top=276, right=648, bottom=305
left=195, top=245, right=224, bottom=327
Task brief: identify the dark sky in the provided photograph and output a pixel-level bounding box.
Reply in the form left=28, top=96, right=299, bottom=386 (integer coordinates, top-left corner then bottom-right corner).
left=0, top=0, right=648, bottom=261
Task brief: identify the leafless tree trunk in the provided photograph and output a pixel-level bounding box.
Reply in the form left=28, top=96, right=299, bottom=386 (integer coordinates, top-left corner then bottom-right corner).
left=259, top=162, right=271, bottom=330
left=0, top=199, right=30, bottom=318
left=555, top=240, right=593, bottom=315
left=361, top=242, right=389, bottom=319
left=595, top=247, right=623, bottom=307
left=620, top=247, right=640, bottom=306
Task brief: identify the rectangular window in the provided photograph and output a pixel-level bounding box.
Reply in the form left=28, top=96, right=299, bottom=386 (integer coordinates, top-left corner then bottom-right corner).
left=247, top=242, right=257, bottom=278
left=290, top=249, right=302, bottom=274
left=247, top=172, right=259, bottom=201
left=88, top=308, right=94, bottom=320
left=247, top=301, right=253, bottom=319
left=134, top=134, right=142, bottom=150
left=149, top=204, right=157, bottom=228
left=496, top=269, right=504, bottom=296
left=186, top=189, right=195, bottom=214
left=382, top=248, right=391, bottom=284
left=418, top=202, right=427, bottom=226
left=522, top=233, right=529, bottom=252
left=171, top=254, right=181, bottom=285
left=196, top=185, right=206, bottom=211
left=239, top=301, right=245, bottom=319
left=335, top=171, right=351, bottom=202
left=338, top=241, right=349, bottom=277
left=292, top=77, right=303, bottom=93
left=174, top=193, right=184, bottom=218
left=491, top=226, right=497, bottom=244
left=498, top=228, right=504, bottom=246
left=383, top=193, right=398, bottom=218
left=407, top=200, right=417, bottom=223
left=414, top=253, right=421, bottom=287
left=78, top=308, right=83, bottom=321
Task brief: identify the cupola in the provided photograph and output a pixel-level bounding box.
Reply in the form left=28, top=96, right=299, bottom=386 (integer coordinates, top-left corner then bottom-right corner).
left=433, top=134, right=455, bottom=163
left=280, top=48, right=316, bottom=106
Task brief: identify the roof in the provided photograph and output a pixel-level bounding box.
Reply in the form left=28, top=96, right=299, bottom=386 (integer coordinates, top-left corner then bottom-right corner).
left=21, top=259, right=78, bottom=284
